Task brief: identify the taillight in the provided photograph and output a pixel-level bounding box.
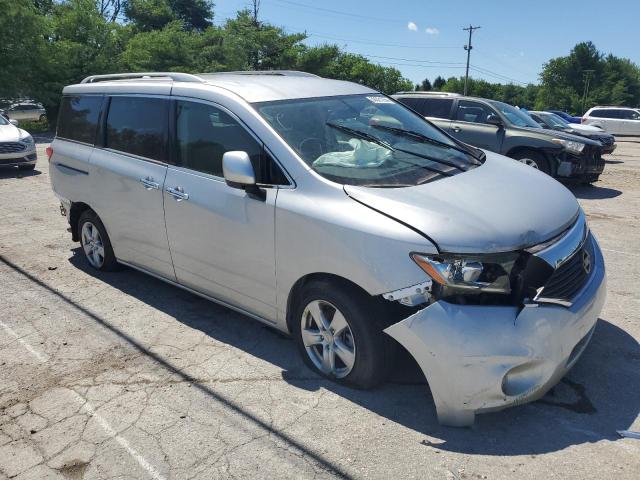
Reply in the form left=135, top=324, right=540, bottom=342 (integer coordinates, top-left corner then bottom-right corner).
left=45, top=146, right=53, bottom=162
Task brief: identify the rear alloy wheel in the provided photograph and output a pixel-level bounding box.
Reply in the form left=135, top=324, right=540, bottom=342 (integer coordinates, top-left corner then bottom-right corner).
left=78, top=210, right=119, bottom=271
left=39, top=114, right=47, bottom=123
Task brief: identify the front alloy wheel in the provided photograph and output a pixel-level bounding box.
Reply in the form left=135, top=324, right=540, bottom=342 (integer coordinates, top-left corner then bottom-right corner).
left=301, top=300, right=356, bottom=378
left=518, top=158, right=539, bottom=169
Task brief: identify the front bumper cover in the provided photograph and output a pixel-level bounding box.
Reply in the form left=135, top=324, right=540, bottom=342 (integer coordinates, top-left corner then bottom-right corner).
left=384, top=236, right=606, bottom=427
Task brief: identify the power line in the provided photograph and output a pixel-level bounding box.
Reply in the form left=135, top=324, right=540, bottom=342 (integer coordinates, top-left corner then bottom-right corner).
left=304, top=32, right=459, bottom=49
left=463, top=25, right=481, bottom=95
left=469, top=65, right=529, bottom=86
left=270, top=0, right=408, bottom=24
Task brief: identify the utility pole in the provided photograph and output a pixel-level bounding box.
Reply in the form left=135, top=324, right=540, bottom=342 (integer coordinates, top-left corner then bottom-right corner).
left=463, top=25, right=481, bottom=96
left=581, top=70, right=595, bottom=114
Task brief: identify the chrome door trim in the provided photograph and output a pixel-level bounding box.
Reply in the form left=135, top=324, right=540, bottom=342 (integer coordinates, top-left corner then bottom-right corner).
left=139, top=177, right=160, bottom=190
left=117, top=260, right=278, bottom=326
left=166, top=186, right=189, bottom=200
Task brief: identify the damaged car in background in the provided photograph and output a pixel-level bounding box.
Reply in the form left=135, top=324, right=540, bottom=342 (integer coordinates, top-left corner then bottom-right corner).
left=50, top=71, right=606, bottom=427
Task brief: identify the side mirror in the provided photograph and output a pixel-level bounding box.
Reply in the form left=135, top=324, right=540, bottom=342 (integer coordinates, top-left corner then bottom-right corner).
left=9, top=119, right=19, bottom=126
left=222, top=151, right=265, bottom=200
left=485, top=115, right=502, bottom=127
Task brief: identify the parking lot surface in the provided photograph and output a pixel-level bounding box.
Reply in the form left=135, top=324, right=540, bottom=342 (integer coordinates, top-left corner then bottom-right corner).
left=0, top=139, right=638, bottom=479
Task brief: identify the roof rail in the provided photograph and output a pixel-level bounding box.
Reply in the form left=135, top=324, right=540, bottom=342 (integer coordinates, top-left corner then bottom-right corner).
left=81, top=72, right=204, bottom=84
left=206, top=70, right=320, bottom=78
left=394, top=91, right=461, bottom=97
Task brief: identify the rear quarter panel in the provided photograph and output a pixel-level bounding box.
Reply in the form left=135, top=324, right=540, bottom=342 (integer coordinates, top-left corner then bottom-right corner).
left=49, top=139, right=94, bottom=205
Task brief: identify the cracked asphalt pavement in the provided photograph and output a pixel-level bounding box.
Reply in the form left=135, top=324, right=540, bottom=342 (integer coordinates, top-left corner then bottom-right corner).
left=0, top=138, right=638, bottom=479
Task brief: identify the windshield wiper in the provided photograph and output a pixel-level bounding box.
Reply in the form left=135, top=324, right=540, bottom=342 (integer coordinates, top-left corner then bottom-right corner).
left=370, top=124, right=482, bottom=165
left=325, top=121, right=453, bottom=178
left=325, top=122, right=394, bottom=151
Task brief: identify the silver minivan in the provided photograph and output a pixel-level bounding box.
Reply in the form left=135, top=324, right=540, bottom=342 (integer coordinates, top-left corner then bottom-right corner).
left=49, top=72, right=606, bottom=427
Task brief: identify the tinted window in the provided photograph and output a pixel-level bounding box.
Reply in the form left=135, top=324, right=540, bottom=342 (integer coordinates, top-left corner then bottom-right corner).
left=397, top=97, right=426, bottom=114
left=57, top=95, right=103, bottom=144
left=106, top=96, right=167, bottom=161
left=176, top=101, right=262, bottom=178
left=423, top=98, right=454, bottom=119
left=591, top=109, right=614, bottom=118
left=618, top=109, right=640, bottom=120
left=455, top=100, right=495, bottom=124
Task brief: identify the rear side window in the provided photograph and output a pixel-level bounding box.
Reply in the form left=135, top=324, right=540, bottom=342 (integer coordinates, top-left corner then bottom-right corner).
left=106, top=96, right=168, bottom=161
left=57, top=96, right=103, bottom=144
left=397, top=97, right=426, bottom=114
left=423, top=98, right=454, bottom=119
left=590, top=109, right=615, bottom=118
left=175, top=101, right=262, bottom=178
left=619, top=109, right=640, bottom=120
left=455, top=100, right=494, bottom=124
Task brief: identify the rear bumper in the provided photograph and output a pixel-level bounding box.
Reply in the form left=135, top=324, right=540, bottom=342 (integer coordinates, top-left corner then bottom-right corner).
left=384, top=236, right=606, bottom=427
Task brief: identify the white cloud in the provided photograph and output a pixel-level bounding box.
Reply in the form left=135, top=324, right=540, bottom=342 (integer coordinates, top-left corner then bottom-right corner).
left=425, top=27, right=440, bottom=35
left=407, top=22, right=418, bottom=31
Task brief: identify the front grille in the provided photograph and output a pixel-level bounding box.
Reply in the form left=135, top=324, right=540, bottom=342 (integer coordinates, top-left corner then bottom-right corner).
left=0, top=142, right=26, bottom=154
left=597, top=135, right=613, bottom=146
left=585, top=147, right=604, bottom=171
left=538, top=236, right=594, bottom=302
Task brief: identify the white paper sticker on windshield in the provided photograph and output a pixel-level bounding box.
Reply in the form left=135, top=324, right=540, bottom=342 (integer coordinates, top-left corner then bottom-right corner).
left=366, top=96, right=394, bottom=104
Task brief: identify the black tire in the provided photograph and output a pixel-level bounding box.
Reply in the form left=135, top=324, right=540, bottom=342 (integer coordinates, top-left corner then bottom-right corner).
left=511, top=150, right=550, bottom=174
left=39, top=114, right=47, bottom=123
left=77, top=210, right=119, bottom=271
left=292, top=279, right=396, bottom=389
left=18, top=164, right=36, bottom=171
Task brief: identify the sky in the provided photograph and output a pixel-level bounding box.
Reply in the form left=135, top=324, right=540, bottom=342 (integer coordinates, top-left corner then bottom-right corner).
left=215, top=0, right=640, bottom=86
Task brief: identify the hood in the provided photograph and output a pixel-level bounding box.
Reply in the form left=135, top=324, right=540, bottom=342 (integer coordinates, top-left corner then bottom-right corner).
left=344, top=151, right=579, bottom=253
left=571, top=123, right=603, bottom=133
left=0, top=123, right=22, bottom=142
left=521, top=126, right=601, bottom=146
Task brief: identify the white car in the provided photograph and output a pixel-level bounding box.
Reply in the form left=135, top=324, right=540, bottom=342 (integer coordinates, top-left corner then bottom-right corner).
left=582, top=106, right=640, bottom=135
left=0, top=114, right=37, bottom=170
left=2, top=102, right=47, bottom=123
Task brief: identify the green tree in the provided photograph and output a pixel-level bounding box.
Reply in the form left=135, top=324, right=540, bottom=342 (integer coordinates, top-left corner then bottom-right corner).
left=0, top=1, right=47, bottom=100
left=537, top=42, right=640, bottom=113
left=415, top=78, right=432, bottom=91
left=432, top=76, right=446, bottom=90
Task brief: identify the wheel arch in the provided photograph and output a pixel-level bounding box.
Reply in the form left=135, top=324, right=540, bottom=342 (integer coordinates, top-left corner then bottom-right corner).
left=69, top=202, right=92, bottom=242
left=285, top=273, right=374, bottom=334
left=505, top=146, right=554, bottom=174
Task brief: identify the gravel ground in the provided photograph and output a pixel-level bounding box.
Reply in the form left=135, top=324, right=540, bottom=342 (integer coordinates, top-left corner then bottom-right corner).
left=0, top=139, right=638, bottom=479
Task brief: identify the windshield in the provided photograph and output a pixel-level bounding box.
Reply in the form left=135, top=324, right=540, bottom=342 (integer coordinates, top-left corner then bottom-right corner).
left=254, top=94, right=482, bottom=187
left=488, top=101, right=541, bottom=128
left=541, top=113, right=570, bottom=128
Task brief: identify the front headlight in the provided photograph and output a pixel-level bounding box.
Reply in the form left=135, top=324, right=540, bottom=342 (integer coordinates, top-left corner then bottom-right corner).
left=552, top=138, right=585, bottom=154
left=20, top=134, right=34, bottom=147
left=411, top=252, right=519, bottom=294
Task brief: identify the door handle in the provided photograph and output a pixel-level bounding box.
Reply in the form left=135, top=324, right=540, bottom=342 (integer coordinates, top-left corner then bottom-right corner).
left=451, top=126, right=462, bottom=133
left=140, top=177, right=160, bottom=190
left=166, top=186, right=189, bottom=201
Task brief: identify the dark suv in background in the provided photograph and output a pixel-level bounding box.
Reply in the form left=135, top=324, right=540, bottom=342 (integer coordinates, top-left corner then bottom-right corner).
left=393, top=92, right=605, bottom=183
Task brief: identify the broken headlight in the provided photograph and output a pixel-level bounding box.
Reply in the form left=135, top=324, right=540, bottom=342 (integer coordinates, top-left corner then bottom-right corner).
left=411, top=252, right=519, bottom=294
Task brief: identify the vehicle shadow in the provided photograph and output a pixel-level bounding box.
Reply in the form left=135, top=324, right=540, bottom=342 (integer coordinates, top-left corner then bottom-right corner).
left=568, top=184, right=622, bottom=200
left=0, top=167, right=42, bottom=179
left=68, top=250, right=639, bottom=456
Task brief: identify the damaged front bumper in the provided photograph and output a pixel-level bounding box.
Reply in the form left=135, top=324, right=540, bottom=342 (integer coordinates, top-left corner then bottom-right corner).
left=384, top=236, right=606, bottom=427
